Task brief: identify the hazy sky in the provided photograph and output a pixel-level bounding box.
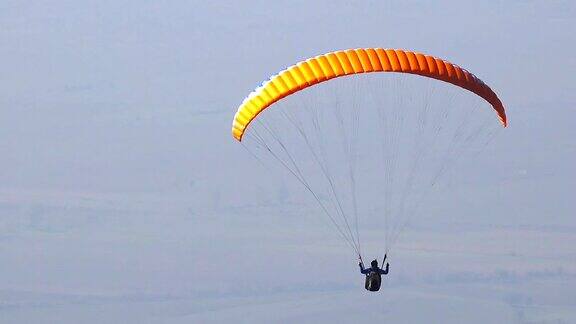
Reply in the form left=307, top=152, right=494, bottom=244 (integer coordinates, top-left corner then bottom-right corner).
left=1, top=1, right=575, bottom=323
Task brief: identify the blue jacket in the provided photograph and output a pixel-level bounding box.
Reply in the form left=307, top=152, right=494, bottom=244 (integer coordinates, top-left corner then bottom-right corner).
left=360, top=262, right=389, bottom=275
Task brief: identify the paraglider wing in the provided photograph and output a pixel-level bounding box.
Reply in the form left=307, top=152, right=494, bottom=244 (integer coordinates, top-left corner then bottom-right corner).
left=231, top=48, right=506, bottom=141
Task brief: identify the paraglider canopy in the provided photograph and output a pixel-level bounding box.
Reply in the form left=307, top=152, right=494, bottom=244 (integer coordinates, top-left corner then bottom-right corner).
left=231, top=48, right=506, bottom=261
left=232, top=48, right=506, bottom=142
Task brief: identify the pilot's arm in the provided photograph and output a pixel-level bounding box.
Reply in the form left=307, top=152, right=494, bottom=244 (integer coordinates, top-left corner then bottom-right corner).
left=379, top=263, right=390, bottom=275
left=359, top=262, right=370, bottom=274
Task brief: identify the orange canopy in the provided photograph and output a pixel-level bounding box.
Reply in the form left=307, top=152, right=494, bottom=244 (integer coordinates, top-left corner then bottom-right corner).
left=232, top=48, right=506, bottom=141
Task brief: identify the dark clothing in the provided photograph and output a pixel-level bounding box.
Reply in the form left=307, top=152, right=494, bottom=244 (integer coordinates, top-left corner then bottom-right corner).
left=365, top=272, right=381, bottom=291
left=359, top=262, right=389, bottom=292
left=359, top=263, right=389, bottom=275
